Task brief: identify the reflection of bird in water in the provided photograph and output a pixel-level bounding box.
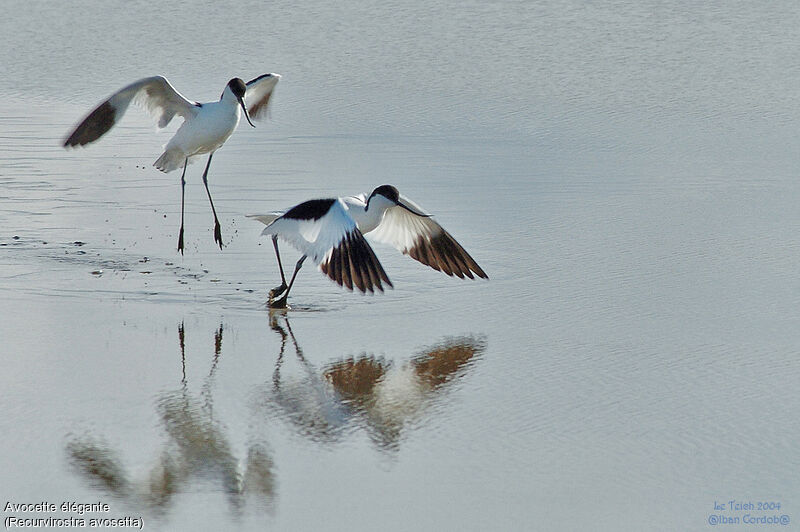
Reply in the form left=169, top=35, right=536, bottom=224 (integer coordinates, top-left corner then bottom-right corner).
left=265, top=313, right=350, bottom=443
left=263, top=312, right=485, bottom=450
left=66, top=323, right=275, bottom=514
left=325, top=339, right=482, bottom=449
left=250, top=184, right=488, bottom=308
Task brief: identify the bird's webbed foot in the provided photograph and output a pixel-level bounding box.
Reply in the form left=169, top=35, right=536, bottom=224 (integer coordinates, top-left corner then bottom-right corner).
left=213, top=221, right=223, bottom=249
left=269, top=283, right=288, bottom=298
left=269, top=293, right=289, bottom=309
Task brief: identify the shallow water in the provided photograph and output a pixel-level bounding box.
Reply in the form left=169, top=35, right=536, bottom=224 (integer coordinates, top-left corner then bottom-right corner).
left=2, top=1, right=800, bottom=530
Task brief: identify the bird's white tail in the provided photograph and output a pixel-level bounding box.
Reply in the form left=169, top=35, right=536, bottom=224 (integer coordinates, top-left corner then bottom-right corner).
left=154, top=148, right=186, bottom=173
left=247, top=213, right=281, bottom=226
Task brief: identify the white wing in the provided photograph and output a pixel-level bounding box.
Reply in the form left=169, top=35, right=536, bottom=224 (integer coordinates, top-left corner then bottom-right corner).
left=64, top=76, right=200, bottom=147
left=368, top=194, right=488, bottom=279
left=245, top=73, right=281, bottom=121
left=256, top=199, right=392, bottom=293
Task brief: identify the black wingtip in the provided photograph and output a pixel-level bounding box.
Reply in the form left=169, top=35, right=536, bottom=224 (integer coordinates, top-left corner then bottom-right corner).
left=407, top=230, right=488, bottom=281
left=63, top=100, right=117, bottom=148
left=321, top=229, right=391, bottom=294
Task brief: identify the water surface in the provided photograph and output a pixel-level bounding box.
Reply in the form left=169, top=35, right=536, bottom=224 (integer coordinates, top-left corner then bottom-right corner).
left=1, top=1, right=799, bottom=530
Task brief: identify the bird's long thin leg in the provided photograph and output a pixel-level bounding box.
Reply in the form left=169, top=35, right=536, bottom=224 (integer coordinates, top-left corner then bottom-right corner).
left=201, top=152, right=223, bottom=249
left=270, top=256, right=307, bottom=308
left=177, top=158, right=188, bottom=254
left=269, top=235, right=288, bottom=298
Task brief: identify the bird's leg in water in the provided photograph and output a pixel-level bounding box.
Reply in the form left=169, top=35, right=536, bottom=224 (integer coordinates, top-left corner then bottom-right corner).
left=270, top=256, right=307, bottom=308
left=177, top=158, right=188, bottom=254
left=270, top=236, right=289, bottom=297
left=201, top=152, right=223, bottom=249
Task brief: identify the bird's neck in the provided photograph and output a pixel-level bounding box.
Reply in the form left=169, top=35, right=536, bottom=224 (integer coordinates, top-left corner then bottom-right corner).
left=220, top=89, right=241, bottom=107
left=349, top=201, right=387, bottom=234
left=211, top=92, right=242, bottom=121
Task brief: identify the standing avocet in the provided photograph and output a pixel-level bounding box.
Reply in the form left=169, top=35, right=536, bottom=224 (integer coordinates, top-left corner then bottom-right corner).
left=250, top=184, right=487, bottom=308
left=63, top=73, right=280, bottom=253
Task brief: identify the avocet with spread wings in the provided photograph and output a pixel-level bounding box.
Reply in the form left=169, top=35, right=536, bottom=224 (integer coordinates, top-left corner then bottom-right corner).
left=250, top=185, right=487, bottom=308
left=64, top=74, right=280, bottom=252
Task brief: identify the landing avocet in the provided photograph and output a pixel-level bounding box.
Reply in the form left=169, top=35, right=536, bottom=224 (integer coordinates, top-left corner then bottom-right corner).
left=250, top=185, right=487, bottom=308
left=64, top=74, right=280, bottom=253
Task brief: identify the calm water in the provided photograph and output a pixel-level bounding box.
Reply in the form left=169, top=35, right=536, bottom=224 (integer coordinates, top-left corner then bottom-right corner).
left=2, top=1, right=800, bottom=530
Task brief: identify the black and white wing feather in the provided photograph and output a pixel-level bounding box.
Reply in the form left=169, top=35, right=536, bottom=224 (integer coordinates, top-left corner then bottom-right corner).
left=368, top=194, right=488, bottom=279
left=245, top=73, right=281, bottom=121
left=254, top=199, right=392, bottom=293
left=64, top=76, right=200, bottom=147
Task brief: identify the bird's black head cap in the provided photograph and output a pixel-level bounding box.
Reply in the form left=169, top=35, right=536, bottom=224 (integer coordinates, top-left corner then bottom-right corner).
left=227, top=78, right=247, bottom=99
left=369, top=184, right=400, bottom=203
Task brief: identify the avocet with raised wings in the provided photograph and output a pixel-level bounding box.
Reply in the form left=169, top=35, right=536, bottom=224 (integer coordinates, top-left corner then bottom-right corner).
left=250, top=185, right=487, bottom=308
left=64, top=73, right=280, bottom=253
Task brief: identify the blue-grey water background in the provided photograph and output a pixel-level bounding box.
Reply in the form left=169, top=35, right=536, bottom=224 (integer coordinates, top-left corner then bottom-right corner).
left=1, top=1, right=799, bottom=530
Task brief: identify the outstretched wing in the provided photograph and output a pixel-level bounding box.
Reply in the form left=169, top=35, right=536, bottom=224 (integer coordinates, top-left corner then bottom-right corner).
left=245, top=73, right=281, bottom=121
left=368, top=194, right=488, bottom=279
left=254, top=199, right=392, bottom=293
left=63, top=76, right=200, bottom=147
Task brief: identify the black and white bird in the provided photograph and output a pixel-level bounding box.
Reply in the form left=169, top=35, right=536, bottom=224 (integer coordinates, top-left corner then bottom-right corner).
left=63, top=74, right=280, bottom=253
left=250, top=185, right=487, bottom=308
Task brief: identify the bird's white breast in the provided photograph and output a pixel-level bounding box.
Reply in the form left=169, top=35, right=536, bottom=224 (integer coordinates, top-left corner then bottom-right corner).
left=341, top=196, right=386, bottom=234
left=169, top=100, right=241, bottom=157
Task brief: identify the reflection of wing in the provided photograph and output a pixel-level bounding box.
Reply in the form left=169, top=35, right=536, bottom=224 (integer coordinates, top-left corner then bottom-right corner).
left=368, top=194, right=488, bottom=279
left=66, top=437, right=131, bottom=496
left=412, top=336, right=485, bottom=388
left=259, top=199, right=392, bottom=293
left=64, top=76, right=200, bottom=147
left=245, top=73, right=281, bottom=120
left=324, top=356, right=391, bottom=405
left=322, top=336, right=485, bottom=450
